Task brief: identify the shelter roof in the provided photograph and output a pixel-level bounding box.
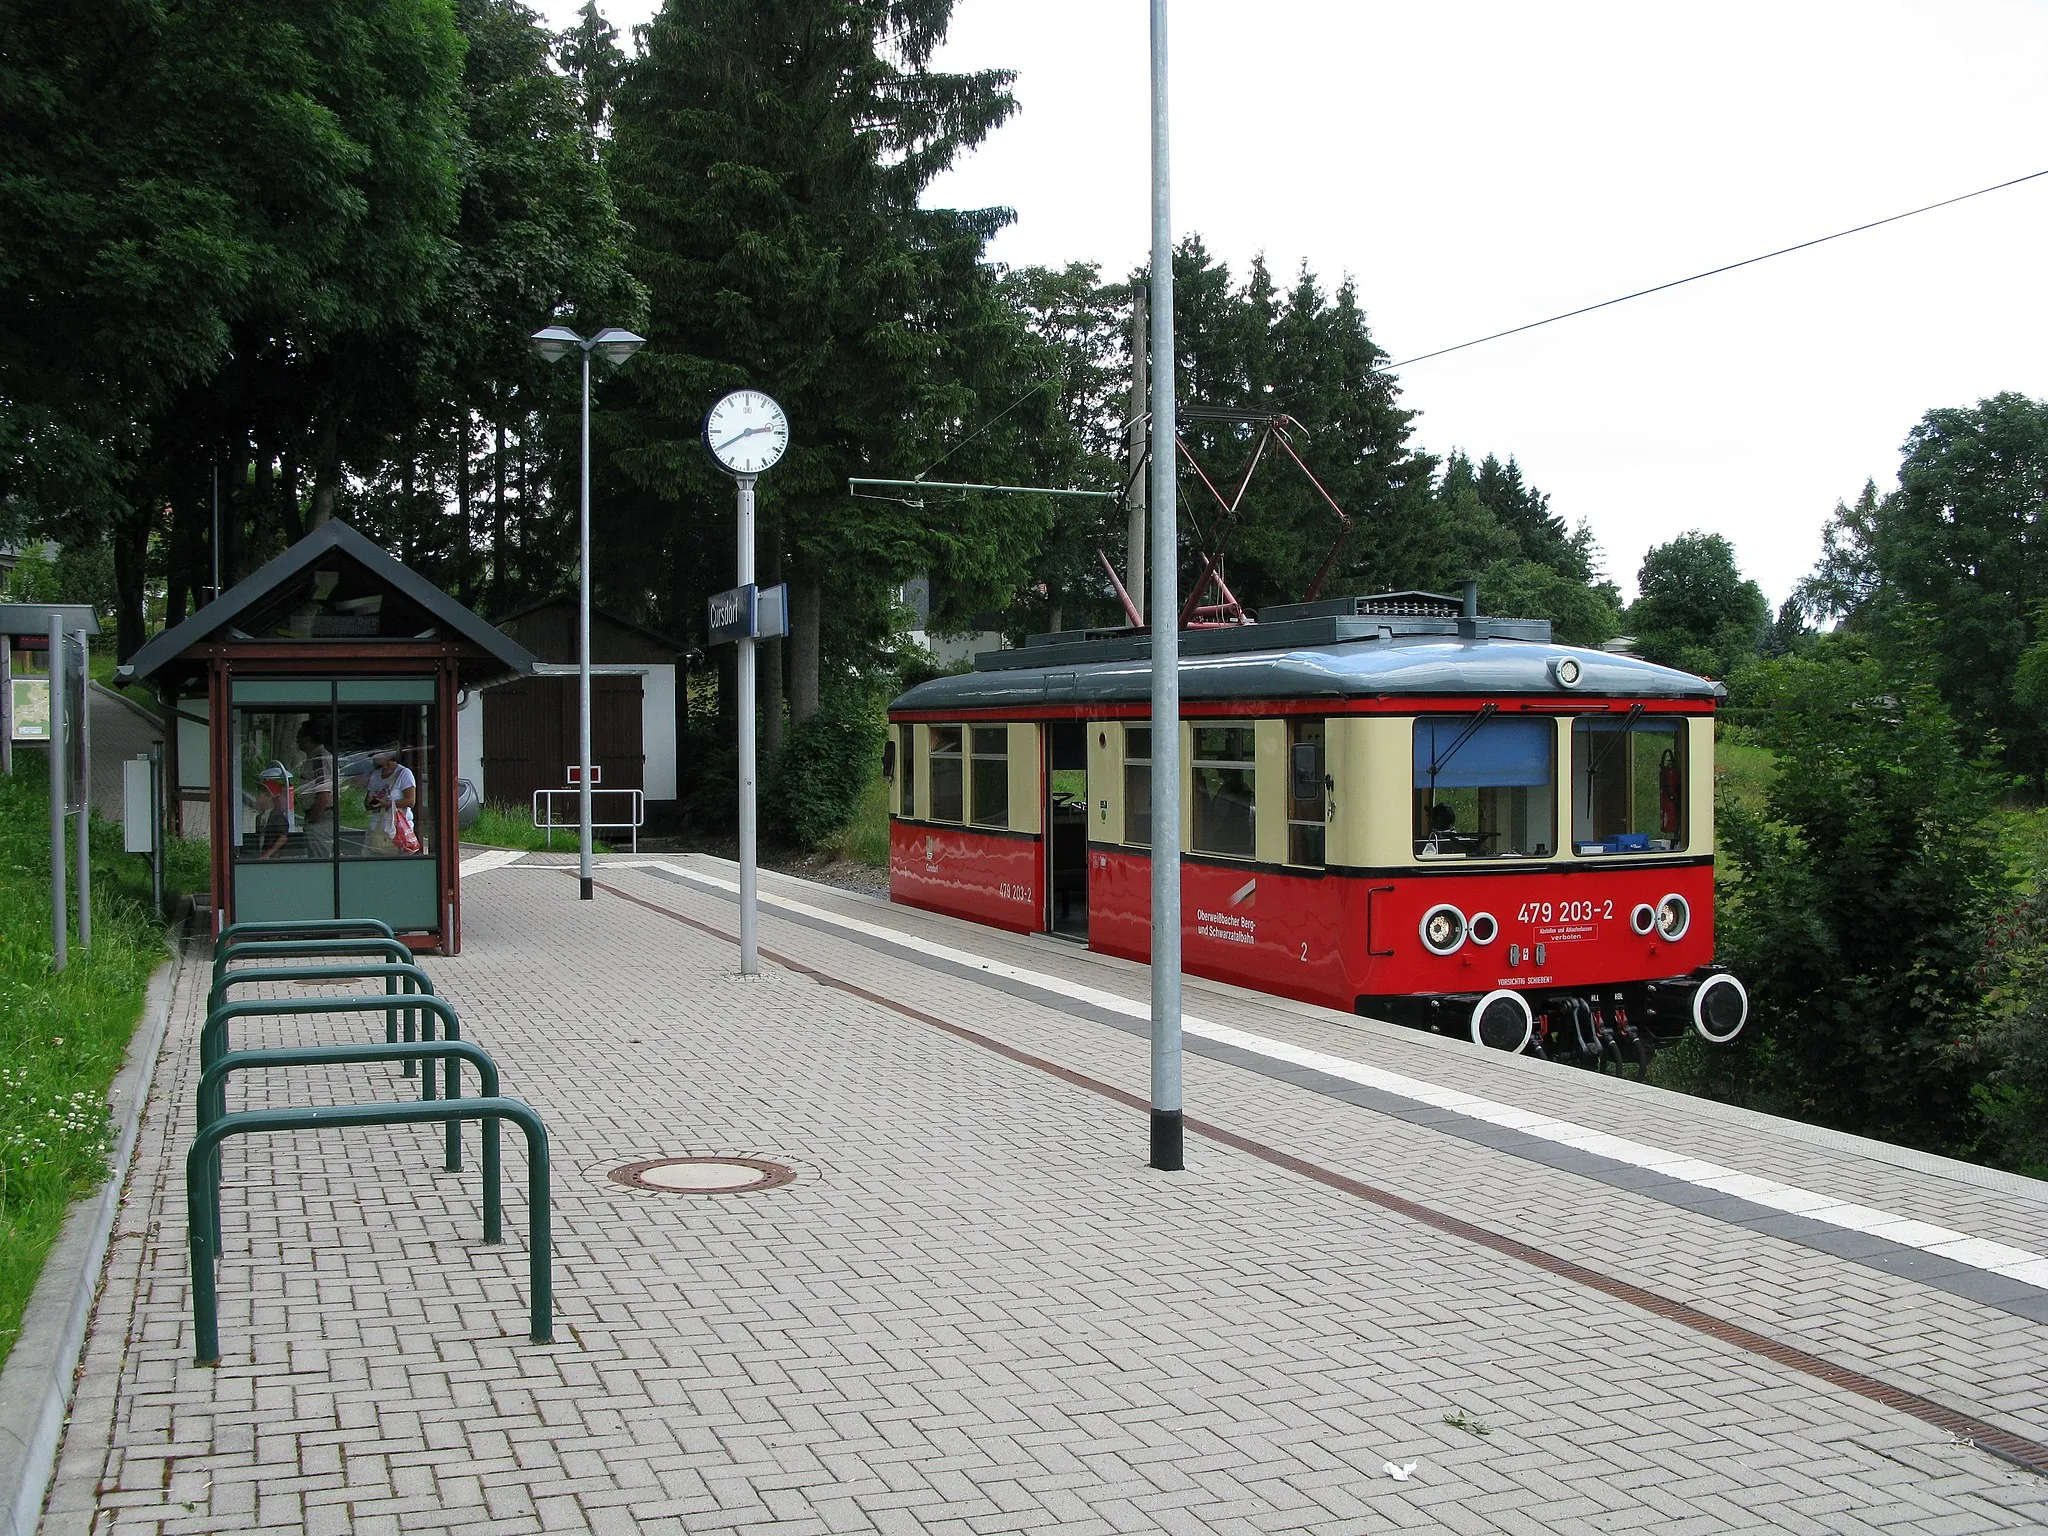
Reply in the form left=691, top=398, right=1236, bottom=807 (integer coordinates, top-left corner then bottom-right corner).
left=117, top=520, right=534, bottom=692
left=0, top=603, right=101, bottom=637
left=493, top=595, right=689, bottom=664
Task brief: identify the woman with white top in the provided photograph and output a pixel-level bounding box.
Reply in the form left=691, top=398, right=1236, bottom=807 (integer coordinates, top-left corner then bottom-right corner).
left=363, top=746, right=421, bottom=854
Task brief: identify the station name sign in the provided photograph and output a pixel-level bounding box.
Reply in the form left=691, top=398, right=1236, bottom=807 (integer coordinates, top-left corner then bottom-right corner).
left=708, top=582, right=790, bottom=645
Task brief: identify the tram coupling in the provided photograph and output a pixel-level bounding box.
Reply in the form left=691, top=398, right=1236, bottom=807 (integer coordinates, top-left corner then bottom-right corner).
left=1363, top=965, right=1748, bottom=1064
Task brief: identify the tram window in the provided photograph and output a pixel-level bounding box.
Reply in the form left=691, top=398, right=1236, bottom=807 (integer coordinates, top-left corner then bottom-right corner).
left=1572, top=715, right=1687, bottom=853
left=1192, top=723, right=1256, bottom=861
left=1286, top=719, right=1325, bottom=867
left=1124, top=725, right=1151, bottom=845
left=900, top=727, right=915, bottom=817
left=929, top=726, right=964, bottom=822
left=1412, top=715, right=1554, bottom=859
left=970, top=725, right=1008, bottom=828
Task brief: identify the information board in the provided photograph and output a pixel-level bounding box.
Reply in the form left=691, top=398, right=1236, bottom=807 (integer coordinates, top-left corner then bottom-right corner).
left=11, top=676, right=49, bottom=741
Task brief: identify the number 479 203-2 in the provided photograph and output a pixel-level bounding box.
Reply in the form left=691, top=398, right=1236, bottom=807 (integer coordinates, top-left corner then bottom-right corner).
left=1517, top=898, right=1613, bottom=925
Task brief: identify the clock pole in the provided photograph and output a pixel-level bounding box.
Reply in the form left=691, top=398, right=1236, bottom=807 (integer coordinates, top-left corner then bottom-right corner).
left=736, top=471, right=760, bottom=977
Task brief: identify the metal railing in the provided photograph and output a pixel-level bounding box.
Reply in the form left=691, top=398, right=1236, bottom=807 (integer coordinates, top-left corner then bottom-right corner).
left=532, top=787, right=644, bottom=852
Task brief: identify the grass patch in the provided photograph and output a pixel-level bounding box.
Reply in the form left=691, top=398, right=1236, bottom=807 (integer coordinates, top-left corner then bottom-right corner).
left=823, top=769, right=891, bottom=868
left=1714, top=732, right=1778, bottom=817
left=0, top=753, right=172, bottom=1370
left=466, top=800, right=609, bottom=853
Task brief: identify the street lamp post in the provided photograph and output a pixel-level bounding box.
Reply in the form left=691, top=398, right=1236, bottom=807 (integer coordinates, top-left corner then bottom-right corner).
left=1148, top=0, right=1183, bottom=1172
left=530, top=324, right=645, bottom=900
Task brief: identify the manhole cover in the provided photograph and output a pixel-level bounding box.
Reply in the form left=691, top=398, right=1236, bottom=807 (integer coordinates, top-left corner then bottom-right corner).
left=608, top=1156, right=795, bottom=1195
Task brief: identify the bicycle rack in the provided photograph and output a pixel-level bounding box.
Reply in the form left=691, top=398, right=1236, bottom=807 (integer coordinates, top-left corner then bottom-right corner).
left=199, top=992, right=468, bottom=1247
left=187, top=1096, right=551, bottom=1365
left=197, top=1038, right=505, bottom=1257
left=213, top=934, right=414, bottom=982
left=216, top=916, right=397, bottom=950
left=209, top=958, right=436, bottom=1075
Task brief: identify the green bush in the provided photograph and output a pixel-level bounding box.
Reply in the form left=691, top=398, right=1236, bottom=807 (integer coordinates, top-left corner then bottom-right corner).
left=1708, top=635, right=2008, bottom=1156
left=768, top=692, right=886, bottom=848
left=1976, top=886, right=2048, bottom=1175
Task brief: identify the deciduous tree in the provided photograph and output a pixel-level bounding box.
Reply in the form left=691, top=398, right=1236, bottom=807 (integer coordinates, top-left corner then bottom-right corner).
left=1628, top=531, right=1768, bottom=677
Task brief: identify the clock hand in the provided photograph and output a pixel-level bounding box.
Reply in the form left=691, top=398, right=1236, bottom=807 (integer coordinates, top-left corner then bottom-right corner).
left=713, top=425, right=764, bottom=451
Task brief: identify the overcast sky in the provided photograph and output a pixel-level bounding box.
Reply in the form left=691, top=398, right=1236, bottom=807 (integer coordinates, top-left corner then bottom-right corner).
left=540, top=0, right=2048, bottom=605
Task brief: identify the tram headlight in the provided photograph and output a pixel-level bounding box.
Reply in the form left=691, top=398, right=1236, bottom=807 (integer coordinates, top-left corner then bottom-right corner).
left=1419, top=903, right=1467, bottom=956
left=1692, top=972, right=1748, bottom=1043
left=1654, top=897, right=1687, bottom=946
left=1468, top=912, right=1498, bottom=946
left=1630, top=902, right=1657, bottom=938
left=1550, top=655, right=1583, bottom=689
left=1656, top=892, right=1691, bottom=941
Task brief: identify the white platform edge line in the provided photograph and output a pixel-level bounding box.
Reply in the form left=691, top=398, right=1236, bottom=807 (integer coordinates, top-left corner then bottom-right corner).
left=634, top=858, right=2048, bottom=1291
left=641, top=852, right=2048, bottom=1207
left=460, top=849, right=528, bottom=878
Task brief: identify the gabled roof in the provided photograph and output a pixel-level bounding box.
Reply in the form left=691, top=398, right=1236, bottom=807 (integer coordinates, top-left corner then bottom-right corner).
left=494, top=594, right=689, bottom=656
left=117, top=520, right=535, bottom=688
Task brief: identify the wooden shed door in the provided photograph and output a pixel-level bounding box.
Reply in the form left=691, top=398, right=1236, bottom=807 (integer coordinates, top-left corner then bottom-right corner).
left=481, top=675, right=644, bottom=806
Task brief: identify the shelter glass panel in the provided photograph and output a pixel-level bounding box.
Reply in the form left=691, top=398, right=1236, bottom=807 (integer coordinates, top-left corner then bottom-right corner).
left=341, top=860, right=439, bottom=930
left=929, top=725, right=963, bottom=823
left=1412, top=715, right=1555, bottom=859
left=334, top=703, right=436, bottom=859
left=233, top=861, right=336, bottom=922
left=230, top=707, right=328, bottom=863
left=1191, top=723, right=1256, bottom=861
left=1571, top=715, right=1688, bottom=853
left=970, top=724, right=1008, bottom=828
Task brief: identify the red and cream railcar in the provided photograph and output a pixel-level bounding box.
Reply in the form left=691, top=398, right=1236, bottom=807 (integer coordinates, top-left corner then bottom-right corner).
left=885, top=593, right=1747, bottom=1063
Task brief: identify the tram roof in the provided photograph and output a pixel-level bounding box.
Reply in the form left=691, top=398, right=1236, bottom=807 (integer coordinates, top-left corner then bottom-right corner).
left=890, top=614, right=1724, bottom=713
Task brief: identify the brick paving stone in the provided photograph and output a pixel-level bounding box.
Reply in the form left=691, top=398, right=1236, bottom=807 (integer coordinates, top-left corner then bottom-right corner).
left=40, top=858, right=2048, bottom=1533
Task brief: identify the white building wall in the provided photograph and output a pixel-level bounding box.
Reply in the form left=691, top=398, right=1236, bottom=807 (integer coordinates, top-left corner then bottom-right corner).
left=456, top=689, right=485, bottom=794
left=913, top=630, right=1005, bottom=670
left=642, top=664, right=677, bottom=802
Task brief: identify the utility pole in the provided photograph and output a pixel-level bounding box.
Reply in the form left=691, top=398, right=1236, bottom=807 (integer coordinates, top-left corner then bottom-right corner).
left=48, top=614, right=66, bottom=972
left=578, top=343, right=593, bottom=901
left=1147, top=0, right=1183, bottom=1172
left=1127, top=286, right=1148, bottom=621
left=73, top=629, right=90, bottom=950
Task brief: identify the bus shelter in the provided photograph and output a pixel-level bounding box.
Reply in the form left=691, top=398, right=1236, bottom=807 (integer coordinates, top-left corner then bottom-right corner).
left=118, top=521, right=534, bottom=952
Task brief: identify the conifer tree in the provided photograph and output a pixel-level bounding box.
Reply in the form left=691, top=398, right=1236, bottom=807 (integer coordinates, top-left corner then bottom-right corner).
left=602, top=0, right=1025, bottom=719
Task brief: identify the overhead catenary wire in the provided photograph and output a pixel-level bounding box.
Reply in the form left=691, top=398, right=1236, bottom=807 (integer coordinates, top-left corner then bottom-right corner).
left=1390, top=168, right=2048, bottom=369
left=908, top=376, right=1057, bottom=484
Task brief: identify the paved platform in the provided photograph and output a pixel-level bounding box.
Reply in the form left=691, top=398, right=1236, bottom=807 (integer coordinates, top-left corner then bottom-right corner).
left=42, top=852, right=2048, bottom=1533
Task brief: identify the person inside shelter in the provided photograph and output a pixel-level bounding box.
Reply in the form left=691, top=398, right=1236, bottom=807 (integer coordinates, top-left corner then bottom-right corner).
left=253, top=764, right=294, bottom=860
left=295, top=719, right=335, bottom=859
left=361, top=744, right=421, bottom=855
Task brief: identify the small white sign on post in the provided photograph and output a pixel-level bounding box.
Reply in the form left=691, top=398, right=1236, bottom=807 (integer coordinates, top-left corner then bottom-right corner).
left=123, top=757, right=156, bottom=853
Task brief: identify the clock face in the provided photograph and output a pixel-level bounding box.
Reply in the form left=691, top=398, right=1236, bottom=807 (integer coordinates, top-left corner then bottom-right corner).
left=703, top=390, right=789, bottom=475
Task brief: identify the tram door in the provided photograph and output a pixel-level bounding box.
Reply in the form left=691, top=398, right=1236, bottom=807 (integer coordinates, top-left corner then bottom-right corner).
left=1046, top=721, right=1089, bottom=938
